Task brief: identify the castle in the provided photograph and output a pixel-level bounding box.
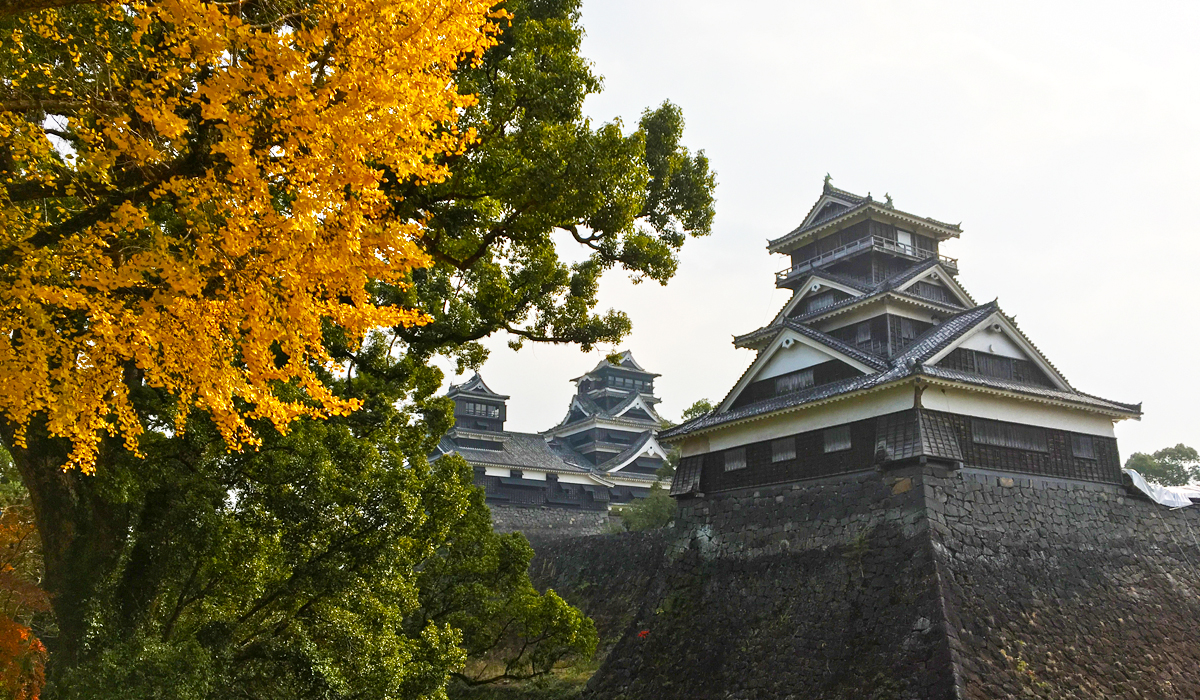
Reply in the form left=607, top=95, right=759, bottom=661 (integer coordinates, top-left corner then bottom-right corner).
left=524, top=182, right=1200, bottom=700
left=663, top=180, right=1140, bottom=495
left=433, top=352, right=670, bottom=535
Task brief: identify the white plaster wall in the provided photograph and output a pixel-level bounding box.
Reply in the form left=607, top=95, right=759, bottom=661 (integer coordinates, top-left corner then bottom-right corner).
left=957, top=328, right=1027, bottom=360
left=705, top=385, right=917, bottom=451
left=755, top=341, right=835, bottom=380
left=557, top=473, right=602, bottom=485
left=920, top=386, right=1117, bottom=437
left=678, top=434, right=711, bottom=458
left=818, top=301, right=941, bottom=333
left=484, top=466, right=511, bottom=477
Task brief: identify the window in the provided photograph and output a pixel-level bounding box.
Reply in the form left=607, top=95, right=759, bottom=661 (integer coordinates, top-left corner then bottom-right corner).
left=771, top=437, right=796, bottom=462
left=855, top=323, right=872, bottom=344
left=461, top=401, right=500, bottom=418
left=975, top=353, right=1014, bottom=380
left=724, top=447, right=747, bottom=471
left=1071, top=434, right=1096, bottom=460
left=824, top=425, right=852, bottom=453
left=914, top=281, right=949, bottom=303
left=896, top=229, right=914, bottom=252
left=805, top=292, right=839, bottom=314
left=775, top=368, right=814, bottom=395
left=899, top=318, right=916, bottom=340
left=971, top=419, right=1048, bottom=452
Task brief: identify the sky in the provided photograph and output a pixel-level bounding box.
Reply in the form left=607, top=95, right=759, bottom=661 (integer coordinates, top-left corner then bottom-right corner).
left=439, top=1, right=1200, bottom=459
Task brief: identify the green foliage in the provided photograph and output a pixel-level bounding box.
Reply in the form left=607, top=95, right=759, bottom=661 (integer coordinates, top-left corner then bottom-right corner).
left=1126, top=444, right=1200, bottom=486
left=680, top=399, right=714, bottom=423
left=44, top=333, right=594, bottom=700
left=616, top=483, right=676, bottom=532
left=3, top=0, right=710, bottom=695
left=388, top=0, right=716, bottom=360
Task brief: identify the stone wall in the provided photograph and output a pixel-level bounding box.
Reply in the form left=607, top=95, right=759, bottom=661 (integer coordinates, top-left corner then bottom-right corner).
left=928, top=470, right=1200, bottom=699
left=489, top=504, right=615, bottom=540
left=528, top=465, right=1200, bottom=700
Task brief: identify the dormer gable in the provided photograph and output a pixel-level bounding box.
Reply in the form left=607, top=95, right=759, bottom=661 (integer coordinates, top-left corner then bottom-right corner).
left=925, top=310, right=1071, bottom=391
left=719, top=326, right=882, bottom=413
left=772, top=275, right=868, bottom=325
left=614, top=393, right=664, bottom=424
left=601, top=433, right=670, bottom=474
left=894, top=264, right=974, bottom=308
left=797, top=192, right=861, bottom=231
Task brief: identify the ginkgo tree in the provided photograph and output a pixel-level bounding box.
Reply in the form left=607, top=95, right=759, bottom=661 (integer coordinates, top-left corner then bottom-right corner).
left=0, top=0, right=717, bottom=695
left=0, top=0, right=499, bottom=473
left=0, top=0, right=500, bottom=676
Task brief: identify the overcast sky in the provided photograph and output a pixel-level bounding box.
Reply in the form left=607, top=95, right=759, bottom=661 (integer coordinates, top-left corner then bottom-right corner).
left=440, top=1, right=1200, bottom=459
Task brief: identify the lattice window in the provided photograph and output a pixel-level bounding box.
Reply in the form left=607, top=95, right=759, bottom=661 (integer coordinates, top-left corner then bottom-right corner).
left=824, top=425, right=852, bottom=453
left=1071, top=434, right=1096, bottom=460
left=460, top=401, right=500, bottom=418
left=856, top=323, right=872, bottom=343
left=724, top=447, right=747, bottom=471
left=771, top=437, right=796, bottom=462
left=775, top=368, right=815, bottom=395
left=971, top=418, right=1048, bottom=452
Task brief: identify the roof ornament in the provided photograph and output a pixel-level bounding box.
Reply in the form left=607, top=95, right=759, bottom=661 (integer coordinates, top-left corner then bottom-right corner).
left=864, top=192, right=873, bottom=203
left=823, top=173, right=832, bottom=190
left=884, top=192, right=894, bottom=208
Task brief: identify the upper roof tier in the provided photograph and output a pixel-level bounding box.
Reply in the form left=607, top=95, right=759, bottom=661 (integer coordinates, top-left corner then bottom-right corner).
left=768, top=180, right=962, bottom=256
left=570, top=350, right=661, bottom=382
left=447, top=373, right=510, bottom=401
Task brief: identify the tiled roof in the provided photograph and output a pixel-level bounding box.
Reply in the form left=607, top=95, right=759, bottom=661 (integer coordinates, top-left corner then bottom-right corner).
left=770, top=185, right=962, bottom=253
left=785, top=288, right=966, bottom=327
left=918, top=366, right=1141, bottom=414
left=595, top=431, right=656, bottom=472
left=891, top=302, right=999, bottom=365
left=437, top=432, right=589, bottom=473
left=448, top=372, right=509, bottom=399
left=737, top=259, right=964, bottom=350
left=781, top=320, right=891, bottom=371
left=553, top=388, right=662, bottom=430
left=662, top=301, right=1140, bottom=441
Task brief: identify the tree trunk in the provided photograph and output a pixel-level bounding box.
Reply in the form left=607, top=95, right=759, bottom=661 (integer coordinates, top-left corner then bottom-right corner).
left=1, top=422, right=129, bottom=668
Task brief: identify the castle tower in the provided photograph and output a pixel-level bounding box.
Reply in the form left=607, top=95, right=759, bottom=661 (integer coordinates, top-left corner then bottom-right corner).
left=662, top=180, right=1142, bottom=496
left=543, top=351, right=668, bottom=479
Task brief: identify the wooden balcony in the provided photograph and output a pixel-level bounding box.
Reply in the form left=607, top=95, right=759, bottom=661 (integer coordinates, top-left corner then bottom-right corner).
left=776, top=235, right=958, bottom=287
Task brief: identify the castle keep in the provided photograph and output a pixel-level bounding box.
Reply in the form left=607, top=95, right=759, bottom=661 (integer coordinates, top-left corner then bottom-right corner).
left=433, top=353, right=668, bottom=536
left=528, top=182, right=1200, bottom=700
left=664, top=180, right=1140, bottom=495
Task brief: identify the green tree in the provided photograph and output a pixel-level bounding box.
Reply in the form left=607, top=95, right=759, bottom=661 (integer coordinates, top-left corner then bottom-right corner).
left=1, top=0, right=715, bottom=694
left=680, top=399, right=715, bottom=423
left=616, top=483, right=676, bottom=532
left=1126, top=444, right=1200, bottom=486
left=386, top=0, right=715, bottom=360
left=48, top=335, right=596, bottom=700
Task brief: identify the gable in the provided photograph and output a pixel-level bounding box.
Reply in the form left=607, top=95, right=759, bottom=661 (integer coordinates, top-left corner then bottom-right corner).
left=622, top=407, right=654, bottom=422
left=957, top=329, right=1026, bottom=359
left=800, top=194, right=858, bottom=229
left=925, top=314, right=1071, bottom=391
left=770, top=277, right=865, bottom=327
left=756, top=342, right=838, bottom=380
left=719, top=328, right=877, bottom=413
left=895, top=265, right=974, bottom=307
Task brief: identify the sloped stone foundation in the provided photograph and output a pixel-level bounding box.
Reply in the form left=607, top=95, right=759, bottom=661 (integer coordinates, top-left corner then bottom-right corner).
left=531, top=467, right=1200, bottom=699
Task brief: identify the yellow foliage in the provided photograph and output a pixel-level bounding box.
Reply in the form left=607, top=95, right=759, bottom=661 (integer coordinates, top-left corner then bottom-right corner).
left=0, top=0, right=503, bottom=471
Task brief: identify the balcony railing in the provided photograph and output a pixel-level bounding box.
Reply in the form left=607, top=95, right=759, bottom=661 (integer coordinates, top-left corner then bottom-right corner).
left=776, top=234, right=958, bottom=285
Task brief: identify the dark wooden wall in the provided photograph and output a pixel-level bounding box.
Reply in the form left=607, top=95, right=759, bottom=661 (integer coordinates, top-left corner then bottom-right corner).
left=674, top=409, right=1121, bottom=496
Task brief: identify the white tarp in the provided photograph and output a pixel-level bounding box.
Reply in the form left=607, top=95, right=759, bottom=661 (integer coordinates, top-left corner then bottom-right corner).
left=1123, top=469, right=1196, bottom=509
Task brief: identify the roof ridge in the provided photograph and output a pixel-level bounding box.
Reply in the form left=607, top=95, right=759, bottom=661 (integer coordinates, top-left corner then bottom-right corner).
left=781, top=320, right=891, bottom=371
left=890, top=301, right=999, bottom=367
